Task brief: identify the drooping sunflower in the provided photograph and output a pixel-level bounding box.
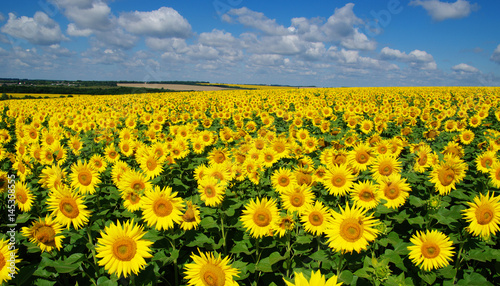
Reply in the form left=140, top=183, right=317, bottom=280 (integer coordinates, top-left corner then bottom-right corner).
left=184, top=250, right=240, bottom=286
left=141, top=186, right=184, bottom=231
left=21, top=215, right=64, bottom=253
left=429, top=154, right=468, bottom=195
left=180, top=200, right=201, bottom=231
left=46, top=184, right=91, bottom=230
left=350, top=180, right=380, bottom=210
left=280, top=185, right=315, bottom=214
left=284, top=269, right=342, bottom=286
left=323, top=164, right=355, bottom=196
left=14, top=181, right=34, bottom=212
left=241, top=197, right=280, bottom=238
left=462, top=192, right=500, bottom=239
left=325, top=203, right=380, bottom=254
left=370, top=154, right=402, bottom=182
left=407, top=230, right=454, bottom=271
left=271, top=167, right=297, bottom=194
left=379, top=173, right=412, bottom=209
left=70, top=160, right=101, bottom=195
left=198, top=176, right=225, bottom=207
left=95, top=219, right=153, bottom=278
left=300, top=200, right=332, bottom=236
left=0, top=239, right=19, bottom=284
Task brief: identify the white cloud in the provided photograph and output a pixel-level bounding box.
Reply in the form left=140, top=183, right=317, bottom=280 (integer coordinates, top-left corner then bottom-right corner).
left=145, top=37, right=188, bottom=52
left=198, top=29, right=237, bottom=47
left=118, top=7, right=191, bottom=38
left=380, top=47, right=437, bottom=70
left=409, top=0, right=479, bottom=21
left=1, top=12, right=67, bottom=45
left=249, top=54, right=285, bottom=66
left=491, top=44, right=500, bottom=65
left=340, top=28, right=376, bottom=50
left=94, top=28, right=138, bottom=49
left=322, top=3, right=363, bottom=42
left=223, top=7, right=288, bottom=36
left=452, top=63, right=479, bottom=73
left=67, top=23, right=93, bottom=37
left=0, top=12, right=5, bottom=22
left=51, top=0, right=113, bottom=31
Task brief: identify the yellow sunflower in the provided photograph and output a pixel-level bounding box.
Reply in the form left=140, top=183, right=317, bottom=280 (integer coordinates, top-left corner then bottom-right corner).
left=280, top=185, right=315, bottom=214
left=241, top=197, right=280, bottom=238
left=70, top=160, right=101, bottom=195
left=275, top=212, right=296, bottom=238
left=96, top=219, right=153, bottom=278
left=198, top=176, right=225, bottom=207
left=347, top=143, right=374, bottom=173
left=89, top=154, right=108, bottom=173
left=21, top=215, right=64, bottom=253
left=184, top=250, right=240, bottom=286
left=180, top=201, right=201, bottom=231
left=141, top=186, right=184, bottom=231
left=104, top=143, right=121, bottom=163
left=475, top=151, right=497, bottom=173
left=459, top=129, right=475, bottom=145
left=271, top=167, right=298, bottom=194
left=489, top=162, right=500, bottom=188
left=407, top=230, right=454, bottom=271
left=323, top=164, right=355, bottom=196
left=284, top=270, right=342, bottom=286
left=118, top=169, right=152, bottom=194
left=14, top=181, right=34, bottom=212
left=300, top=201, right=332, bottom=236
left=46, top=185, right=91, bottom=230
left=462, top=192, right=500, bottom=239
left=413, top=144, right=433, bottom=173
left=379, top=173, right=412, bottom=209
left=370, top=154, right=402, bottom=182
left=325, top=203, right=380, bottom=253
left=0, top=239, right=19, bottom=284
left=350, top=180, right=380, bottom=210
left=137, top=152, right=164, bottom=179
left=429, top=154, right=467, bottom=195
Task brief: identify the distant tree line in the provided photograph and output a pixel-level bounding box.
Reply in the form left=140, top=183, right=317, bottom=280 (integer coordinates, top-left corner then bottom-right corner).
left=0, top=84, right=177, bottom=95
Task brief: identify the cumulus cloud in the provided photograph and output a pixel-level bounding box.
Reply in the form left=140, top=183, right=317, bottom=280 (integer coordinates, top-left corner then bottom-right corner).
left=322, top=3, right=363, bottom=42
left=198, top=29, right=237, bottom=47
left=380, top=47, right=437, bottom=70
left=118, top=7, right=192, bottom=38
left=409, top=0, right=479, bottom=21
left=1, top=12, right=67, bottom=45
left=491, top=44, right=500, bottom=65
left=67, top=23, right=93, bottom=37
left=452, top=63, right=479, bottom=73
left=222, top=7, right=289, bottom=36
left=50, top=0, right=113, bottom=31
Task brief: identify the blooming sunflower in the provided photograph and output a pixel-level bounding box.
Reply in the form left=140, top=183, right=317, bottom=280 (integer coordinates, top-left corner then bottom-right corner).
left=475, top=151, right=497, bottom=173
left=184, top=250, right=239, bottom=286
left=350, top=180, right=380, bottom=210
left=271, top=167, right=297, bottom=194
left=181, top=200, right=201, bottom=231
left=379, top=173, right=411, bottom=209
left=241, top=197, right=280, bottom=238
left=46, top=185, right=91, bottom=230
left=141, top=186, right=184, bottom=231
left=370, top=154, right=402, bottom=182
left=104, top=143, right=121, bottom=163
left=301, top=200, right=332, bottom=236
left=275, top=212, right=296, bottom=238
left=21, top=215, right=64, bottom=252
left=489, top=162, right=500, bottom=188
left=459, top=129, right=475, bottom=145
left=284, top=270, right=342, bottom=286
left=280, top=185, right=315, bottom=214
left=325, top=203, right=380, bottom=253
left=462, top=192, right=500, bottom=239
left=347, top=143, right=374, bottom=173
left=70, top=160, right=101, bottom=195
left=0, top=239, right=19, bottom=284
left=429, top=154, right=467, bottom=195
left=407, top=230, right=454, bottom=271
left=96, top=219, right=153, bottom=278
left=323, top=164, right=355, bottom=196
left=118, top=169, right=152, bottom=194
left=137, top=152, right=164, bottom=179
left=413, top=144, right=433, bottom=173
left=14, top=181, right=34, bottom=212
left=89, top=154, right=108, bottom=173
left=198, top=176, right=225, bottom=207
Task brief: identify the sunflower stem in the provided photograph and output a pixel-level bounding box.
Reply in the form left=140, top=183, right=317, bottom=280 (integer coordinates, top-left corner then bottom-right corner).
left=337, top=252, right=345, bottom=276
left=86, top=225, right=100, bottom=275
left=220, top=206, right=227, bottom=256
left=453, top=241, right=465, bottom=284
left=285, top=231, right=292, bottom=278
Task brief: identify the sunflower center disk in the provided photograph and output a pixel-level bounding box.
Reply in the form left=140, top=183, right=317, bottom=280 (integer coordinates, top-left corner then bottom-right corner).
left=332, top=175, right=346, bottom=187
left=0, top=252, right=6, bottom=270
left=475, top=206, right=494, bottom=225
left=17, top=192, right=27, bottom=204
left=379, top=163, right=393, bottom=176
left=291, top=193, right=304, bottom=207
left=421, top=242, right=440, bottom=259
left=147, top=159, right=157, bottom=170
left=309, top=211, right=323, bottom=226
left=438, top=167, right=455, bottom=186
left=153, top=199, right=173, bottom=217
left=205, top=186, right=216, bottom=198
left=201, top=264, right=225, bottom=286
left=356, top=151, right=369, bottom=164
left=278, top=176, right=290, bottom=187
left=60, top=199, right=80, bottom=219
left=112, top=238, right=137, bottom=261
left=253, top=209, right=271, bottom=227
left=339, top=219, right=363, bottom=242
left=360, top=190, right=374, bottom=202
left=384, top=183, right=400, bottom=200
left=36, top=226, right=57, bottom=246
left=78, top=171, right=92, bottom=186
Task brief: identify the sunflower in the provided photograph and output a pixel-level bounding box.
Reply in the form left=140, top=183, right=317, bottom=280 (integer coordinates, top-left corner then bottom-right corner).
left=490, top=162, right=500, bottom=188
left=14, top=181, right=34, bottom=212
left=68, top=136, right=83, bottom=155
left=21, top=215, right=64, bottom=253
left=89, top=154, right=108, bottom=173
left=459, top=130, right=475, bottom=145
left=271, top=167, right=297, bottom=194
left=429, top=154, right=467, bottom=195
left=208, top=147, right=230, bottom=165
left=407, top=230, right=454, bottom=271
left=370, top=154, right=402, bottom=182
left=122, top=190, right=144, bottom=212
left=300, top=201, right=332, bottom=236
left=275, top=212, right=295, bottom=238
left=205, top=163, right=232, bottom=187
left=95, top=219, right=153, bottom=278
left=141, top=186, right=184, bottom=231
left=241, top=197, right=280, bottom=238
left=0, top=239, right=19, bottom=284
left=413, top=144, right=433, bottom=173
left=280, top=185, right=315, bottom=214
left=462, top=192, right=500, bottom=239
left=347, top=143, right=374, bottom=173
left=184, top=250, right=240, bottom=286
left=180, top=200, right=201, bottom=231
left=137, top=152, right=164, bottom=179
left=46, top=184, right=91, bottom=230
left=379, top=174, right=411, bottom=209
left=284, top=270, right=342, bottom=286
left=118, top=169, right=152, bottom=194
left=70, top=160, right=101, bottom=195
left=104, top=143, right=121, bottom=163
left=323, top=164, right=355, bottom=196
left=475, top=151, right=498, bottom=173
left=350, top=180, right=380, bottom=210
left=262, top=147, right=280, bottom=168
left=198, top=176, right=225, bottom=207
left=325, top=203, right=380, bottom=253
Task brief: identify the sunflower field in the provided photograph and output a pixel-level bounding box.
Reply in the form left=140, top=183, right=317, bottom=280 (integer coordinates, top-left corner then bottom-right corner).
left=1, top=86, right=500, bottom=286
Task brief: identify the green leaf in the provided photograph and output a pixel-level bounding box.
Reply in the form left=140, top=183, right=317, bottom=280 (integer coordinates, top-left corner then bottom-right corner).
left=309, top=249, right=329, bottom=262
left=97, top=276, right=119, bottom=286
left=230, top=242, right=253, bottom=255
left=339, top=270, right=354, bottom=285
left=34, top=279, right=57, bottom=286
left=15, top=212, right=31, bottom=223
left=418, top=271, right=436, bottom=285
left=457, top=272, right=493, bottom=286
left=256, top=252, right=284, bottom=272
left=407, top=216, right=425, bottom=227
left=186, top=233, right=215, bottom=248
left=199, top=216, right=219, bottom=230
left=409, top=196, right=426, bottom=207
left=437, top=265, right=457, bottom=279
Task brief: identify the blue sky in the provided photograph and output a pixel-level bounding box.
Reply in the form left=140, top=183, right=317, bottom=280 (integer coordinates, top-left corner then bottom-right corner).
left=0, top=0, right=499, bottom=86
